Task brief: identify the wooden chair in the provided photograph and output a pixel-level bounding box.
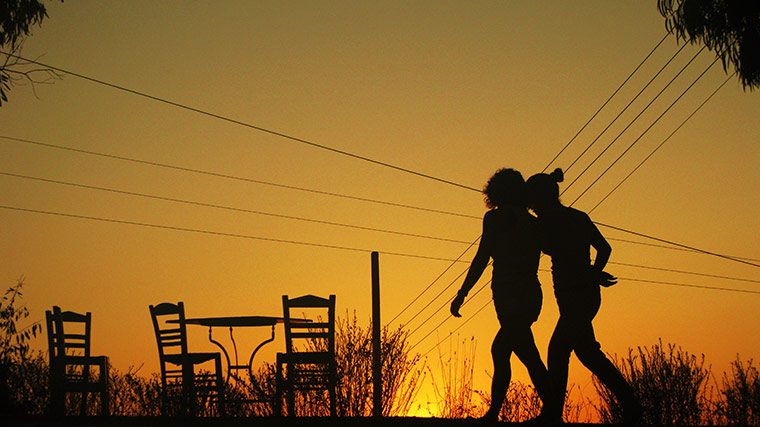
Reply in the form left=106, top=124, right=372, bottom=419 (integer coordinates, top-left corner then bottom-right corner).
left=45, top=306, right=109, bottom=416
left=149, top=302, right=224, bottom=416
left=276, top=294, right=336, bottom=417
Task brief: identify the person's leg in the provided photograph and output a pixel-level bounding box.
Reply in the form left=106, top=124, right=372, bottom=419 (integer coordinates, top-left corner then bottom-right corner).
left=572, top=313, right=641, bottom=423
left=483, top=327, right=513, bottom=421
left=512, top=325, right=553, bottom=409
left=546, top=315, right=574, bottom=421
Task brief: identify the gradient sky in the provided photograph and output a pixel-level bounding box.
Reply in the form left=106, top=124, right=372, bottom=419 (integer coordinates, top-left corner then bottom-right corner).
left=1, top=0, right=758, bottom=416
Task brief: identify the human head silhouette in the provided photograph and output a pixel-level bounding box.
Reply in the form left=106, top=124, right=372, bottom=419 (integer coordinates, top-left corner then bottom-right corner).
left=483, top=168, right=526, bottom=209
left=526, top=168, right=564, bottom=214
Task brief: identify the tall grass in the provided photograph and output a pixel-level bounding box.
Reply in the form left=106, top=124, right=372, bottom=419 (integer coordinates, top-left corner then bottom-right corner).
left=427, top=336, right=483, bottom=418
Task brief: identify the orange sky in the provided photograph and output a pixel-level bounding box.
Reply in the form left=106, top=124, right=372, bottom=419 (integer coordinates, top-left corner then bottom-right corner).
left=1, top=1, right=758, bottom=416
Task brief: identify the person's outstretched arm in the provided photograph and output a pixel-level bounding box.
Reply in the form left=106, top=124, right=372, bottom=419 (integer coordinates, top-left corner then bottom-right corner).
left=451, top=214, right=492, bottom=317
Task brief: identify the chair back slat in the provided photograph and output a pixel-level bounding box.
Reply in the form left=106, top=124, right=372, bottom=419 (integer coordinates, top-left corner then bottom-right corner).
left=282, top=294, right=335, bottom=356
left=148, top=302, right=190, bottom=380
left=286, top=294, right=331, bottom=308
left=46, top=306, right=92, bottom=360
left=288, top=322, right=331, bottom=329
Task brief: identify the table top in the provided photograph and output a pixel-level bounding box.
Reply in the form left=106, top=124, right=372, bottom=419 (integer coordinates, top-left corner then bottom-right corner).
left=172, top=315, right=312, bottom=327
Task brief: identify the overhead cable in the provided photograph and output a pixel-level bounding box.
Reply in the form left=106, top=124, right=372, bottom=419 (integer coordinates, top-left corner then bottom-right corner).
left=0, top=135, right=481, bottom=220
left=4, top=134, right=755, bottom=266
left=563, top=42, right=688, bottom=174
left=0, top=171, right=472, bottom=245
left=386, top=235, right=481, bottom=327
left=561, top=45, right=706, bottom=196
left=588, top=73, right=736, bottom=214
left=542, top=33, right=670, bottom=173
left=0, top=51, right=479, bottom=192
left=595, top=221, right=760, bottom=268
left=569, top=56, right=720, bottom=206
left=0, top=205, right=467, bottom=263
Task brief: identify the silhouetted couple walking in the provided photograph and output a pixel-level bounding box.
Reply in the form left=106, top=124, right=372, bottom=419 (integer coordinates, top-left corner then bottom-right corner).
left=450, top=168, right=641, bottom=425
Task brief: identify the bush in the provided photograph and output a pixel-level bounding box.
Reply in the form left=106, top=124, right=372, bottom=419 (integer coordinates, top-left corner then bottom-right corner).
left=594, top=339, right=713, bottom=425
left=293, top=311, right=425, bottom=416
left=0, top=278, right=42, bottom=414
left=719, top=357, right=760, bottom=426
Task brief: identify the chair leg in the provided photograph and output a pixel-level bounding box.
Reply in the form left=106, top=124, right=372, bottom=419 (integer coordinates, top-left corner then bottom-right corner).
left=101, top=359, right=110, bottom=416
left=159, top=382, right=168, bottom=416
left=182, top=365, right=195, bottom=416
left=286, top=384, right=295, bottom=417
left=329, top=383, right=337, bottom=417
left=215, top=356, right=225, bottom=417
left=80, top=365, right=90, bottom=415
left=49, top=373, right=65, bottom=416
left=329, top=365, right=337, bottom=417
left=49, top=390, right=65, bottom=416
left=275, top=362, right=283, bottom=416
left=80, top=392, right=88, bottom=415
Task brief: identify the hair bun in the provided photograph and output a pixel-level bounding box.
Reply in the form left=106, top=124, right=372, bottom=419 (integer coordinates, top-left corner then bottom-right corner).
left=550, top=168, right=564, bottom=183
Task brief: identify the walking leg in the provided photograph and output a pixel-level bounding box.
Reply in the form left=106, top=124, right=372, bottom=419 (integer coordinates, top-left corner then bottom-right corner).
left=484, top=327, right=512, bottom=421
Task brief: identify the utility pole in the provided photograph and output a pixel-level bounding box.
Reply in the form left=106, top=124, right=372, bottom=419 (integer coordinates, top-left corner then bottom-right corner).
left=371, top=251, right=382, bottom=417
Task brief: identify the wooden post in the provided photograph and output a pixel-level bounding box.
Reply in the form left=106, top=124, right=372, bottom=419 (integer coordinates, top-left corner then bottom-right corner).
left=371, top=251, right=382, bottom=417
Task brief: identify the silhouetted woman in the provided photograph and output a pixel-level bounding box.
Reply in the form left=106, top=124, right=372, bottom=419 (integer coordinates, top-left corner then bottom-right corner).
left=525, top=168, right=641, bottom=424
left=450, top=168, right=553, bottom=422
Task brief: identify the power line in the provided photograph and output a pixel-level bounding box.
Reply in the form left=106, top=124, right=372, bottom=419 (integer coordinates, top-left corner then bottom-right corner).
left=0, top=171, right=473, bottom=245
left=0, top=135, right=481, bottom=220
left=595, top=221, right=760, bottom=268
left=0, top=51, right=480, bottom=193
left=563, top=42, right=689, bottom=174
left=608, top=261, right=760, bottom=284
left=561, top=45, right=706, bottom=196
left=18, top=196, right=753, bottom=283
left=588, top=73, right=735, bottom=215
left=418, top=273, right=760, bottom=357
left=569, top=55, right=720, bottom=206
left=397, top=255, right=759, bottom=342
left=408, top=279, right=492, bottom=351
left=4, top=134, right=756, bottom=267
left=617, top=276, right=760, bottom=295
left=0, top=204, right=469, bottom=263
left=421, top=298, right=492, bottom=358
left=604, top=236, right=760, bottom=263
left=386, top=235, right=480, bottom=327
left=400, top=263, right=480, bottom=331
left=542, top=33, right=670, bottom=173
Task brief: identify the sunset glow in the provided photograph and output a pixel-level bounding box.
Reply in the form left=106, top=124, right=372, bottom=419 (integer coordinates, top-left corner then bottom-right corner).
left=1, top=1, right=758, bottom=417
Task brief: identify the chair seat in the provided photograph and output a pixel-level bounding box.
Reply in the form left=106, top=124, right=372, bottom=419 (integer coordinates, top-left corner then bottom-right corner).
left=58, top=355, right=109, bottom=366
left=164, top=352, right=219, bottom=366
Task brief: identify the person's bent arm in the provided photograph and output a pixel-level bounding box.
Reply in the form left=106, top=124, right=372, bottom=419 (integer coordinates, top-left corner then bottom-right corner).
left=588, top=216, right=616, bottom=286
left=451, top=215, right=492, bottom=317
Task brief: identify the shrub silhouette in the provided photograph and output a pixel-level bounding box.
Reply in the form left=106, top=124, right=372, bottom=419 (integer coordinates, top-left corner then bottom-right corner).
left=294, top=311, right=424, bottom=416
left=719, top=356, right=760, bottom=426
left=0, top=278, right=41, bottom=414
left=594, top=339, right=713, bottom=425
